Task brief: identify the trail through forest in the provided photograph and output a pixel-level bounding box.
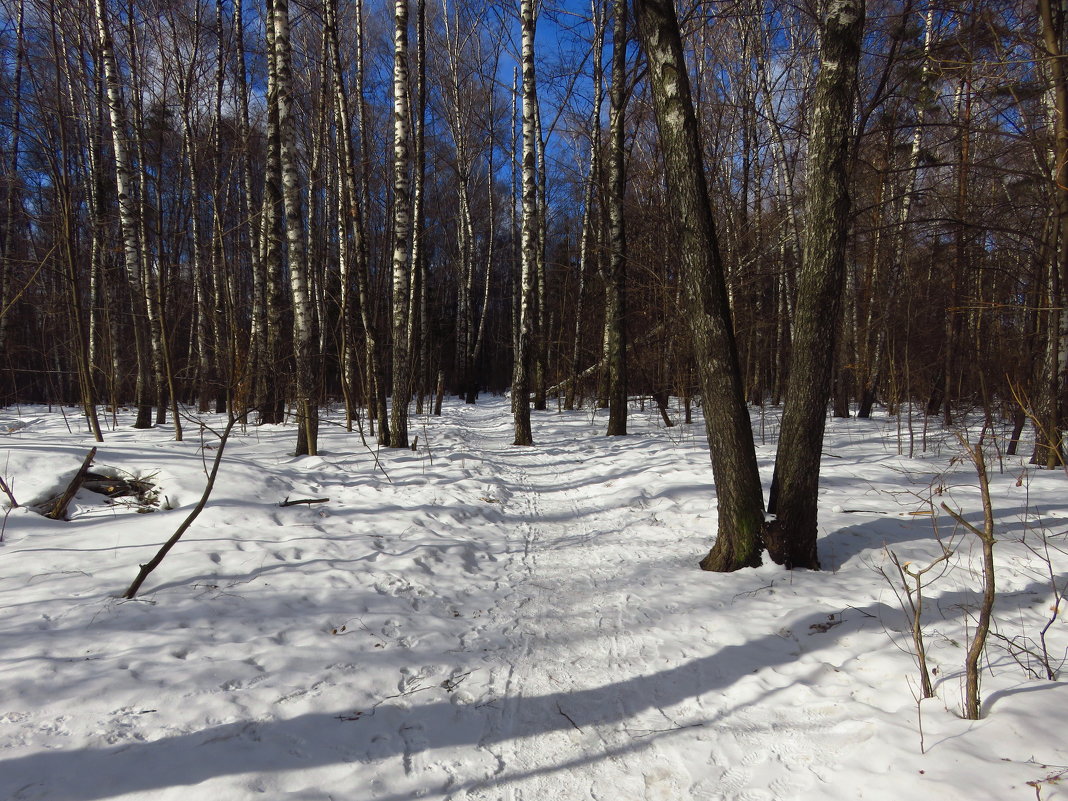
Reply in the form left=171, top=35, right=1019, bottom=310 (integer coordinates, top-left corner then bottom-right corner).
left=1, top=399, right=1066, bottom=800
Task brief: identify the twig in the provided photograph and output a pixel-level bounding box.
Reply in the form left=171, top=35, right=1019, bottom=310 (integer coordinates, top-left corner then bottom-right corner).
left=0, top=474, right=17, bottom=508
left=279, top=496, right=330, bottom=507
left=556, top=701, right=582, bottom=731
left=628, top=722, right=705, bottom=738
left=441, top=671, right=473, bottom=692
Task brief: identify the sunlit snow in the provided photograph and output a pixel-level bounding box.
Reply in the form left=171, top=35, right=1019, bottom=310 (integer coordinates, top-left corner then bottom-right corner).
left=1, top=398, right=1065, bottom=800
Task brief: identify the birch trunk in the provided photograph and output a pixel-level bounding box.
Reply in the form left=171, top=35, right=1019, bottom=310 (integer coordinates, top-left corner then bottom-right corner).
left=513, top=0, right=537, bottom=445
left=634, top=0, right=766, bottom=570
left=389, top=0, right=412, bottom=448
left=1035, top=0, right=1068, bottom=467
left=92, top=0, right=153, bottom=428
left=325, top=0, right=376, bottom=435
left=259, top=0, right=287, bottom=426
left=767, top=0, right=864, bottom=570
left=271, top=0, right=319, bottom=455
left=859, top=6, right=937, bottom=418
left=605, top=0, right=629, bottom=436
left=409, top=0, right=427, bottom=410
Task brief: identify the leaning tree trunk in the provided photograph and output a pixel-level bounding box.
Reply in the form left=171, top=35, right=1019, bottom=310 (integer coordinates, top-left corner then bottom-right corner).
left=767, top=0, right=864, bottom=570
left=634, top=0, right=766, bottom=570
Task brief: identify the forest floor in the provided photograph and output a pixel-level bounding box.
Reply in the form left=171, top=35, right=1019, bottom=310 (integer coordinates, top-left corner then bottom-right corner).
left=1, top=397, right=1066, bottom=800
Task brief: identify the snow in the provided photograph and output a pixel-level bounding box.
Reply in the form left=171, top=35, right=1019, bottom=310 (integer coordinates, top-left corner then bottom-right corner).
left=1, top=398, right=1066, bottom=800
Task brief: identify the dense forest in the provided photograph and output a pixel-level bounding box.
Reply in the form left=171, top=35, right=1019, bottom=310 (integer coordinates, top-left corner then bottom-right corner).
left=0, top=0, right=1064, bottom=468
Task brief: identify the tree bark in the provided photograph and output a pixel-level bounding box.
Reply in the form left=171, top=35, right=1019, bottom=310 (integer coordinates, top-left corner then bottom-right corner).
left=634, top=0, right=766, bottom=570
left=1035, top=0, right=1068, bottom=467
left=513, top=0, right=538, bottom=446
left=605, top=0, right=629, bottom=436
left=390, top=0, right=413, bottom=448
left=271, top=0, right=318, bottom=455
left=767, top=0, right=865, bottom=570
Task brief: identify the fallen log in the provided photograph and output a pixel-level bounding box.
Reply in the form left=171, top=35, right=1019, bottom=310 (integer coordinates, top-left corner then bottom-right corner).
left=81, top=472, right=155, bottom=499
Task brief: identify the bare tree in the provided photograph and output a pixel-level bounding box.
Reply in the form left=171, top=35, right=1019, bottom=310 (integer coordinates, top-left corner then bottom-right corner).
left=93, top=0, right=153, bottom=429
left=1034, top=0, right=1068, bottom=467
left=271, top=0, right=318, bottom=455
left=767, top=0, right=865, bottom=570
left=604, top=0, right=629, bottom=436
left=513, top=0, right=538, bottom=446
left=634, top=0, right=767, bottom=570
left=390, top=0, right=413, bottom=448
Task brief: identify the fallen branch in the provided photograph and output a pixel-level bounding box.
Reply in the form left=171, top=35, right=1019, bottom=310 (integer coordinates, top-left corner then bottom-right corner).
left=123, top=414, right=243, bottom=599
left=279, top=496, right=330, bottom=507
left=44, top=447, right=97, bottom=520
left=0, top=474, right=17, bottom=508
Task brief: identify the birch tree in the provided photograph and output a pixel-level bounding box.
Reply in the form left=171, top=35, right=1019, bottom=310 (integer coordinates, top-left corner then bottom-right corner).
left=390, top=0, right=413, bottom=448
left=634, top=0, right=766, bottom=570
left=271, top=0, right=319, bottom=455
left=767, top=0, right=865, bottom=570
left=605, top=0, right=629, bottom=436
left=513, top=0, right=538, bottom=446
left=1035, top=0, right=1068, bottom=467
left=93, top=0, right=153, bottom=429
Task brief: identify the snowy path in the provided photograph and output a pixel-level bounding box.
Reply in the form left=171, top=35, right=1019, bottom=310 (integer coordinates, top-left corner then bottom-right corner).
left=2, top=399, right=1067, bottom=800
left=443, top=406, right=871, bottom=801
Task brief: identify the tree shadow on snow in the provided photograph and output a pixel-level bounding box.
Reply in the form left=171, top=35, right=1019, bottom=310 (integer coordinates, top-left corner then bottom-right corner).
left=2, top=579, right=1062, bottom=801
left=818, top=504, right=1044, bottom=572
left=0, top=600, right=872, bottom=800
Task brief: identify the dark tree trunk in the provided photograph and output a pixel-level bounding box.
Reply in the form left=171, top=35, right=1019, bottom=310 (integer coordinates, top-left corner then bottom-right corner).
left=605, top=0, right=629, bottom=437
left=634, top=0, right=766, bottom=570
left=767, top=0, right=864, bottom=570
left=513, top=0, right=538, bottom=446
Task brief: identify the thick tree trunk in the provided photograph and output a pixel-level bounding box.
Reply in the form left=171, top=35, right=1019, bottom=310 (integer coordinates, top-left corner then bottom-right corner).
left=271, top=0, right=318, bottom=455
left=767, top=0, right=864, bottom=570
left=634, top=0, right=766, bottom=570
left=605, top=0, right=629, bottom=437
left=258, top=0, right=287, bottom=427
left=1035, top=0, right=1068, bottom=467
left=513, top=0, right=538, bottom=446
left=390, top=0, right=413, bottom=448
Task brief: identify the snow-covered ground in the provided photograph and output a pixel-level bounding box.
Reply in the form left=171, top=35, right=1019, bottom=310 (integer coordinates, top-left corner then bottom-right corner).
left=1, top=398, right=1066, bottom=800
